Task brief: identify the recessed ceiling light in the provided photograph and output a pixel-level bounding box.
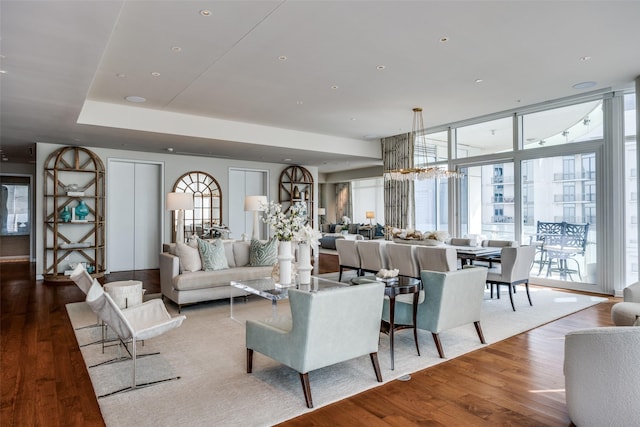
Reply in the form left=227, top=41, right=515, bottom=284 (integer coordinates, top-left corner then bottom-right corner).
left=350, top=118, right=356, bottom=121
left=296, top=100, right=303, bottom=105
left=572, top=81, right=597, bottom=90
left=475, top=78, right=483, bottom=83
left=151, top=72, right=161, bottom=77
left=167, top=147, right=174, bottom=152
left=171, top=46, right=182, bottom=52
left=283, top=158, right=292, bottom=162
left=200, top=9, right=211, bottom=16
left=331, top=85, right=339, bottom=90
left=579, top=56, right=591, bottom=61
left=0, top=70, right=7, bottom=74
left=439, top=36, right=449, bottom=43
left=125, top=95, right=146, bottom=103
left=278, top=55, right=287, bottom=61
left=376, top=65, right=386, bottom=70
left=116, top=73, right=126, bottom=78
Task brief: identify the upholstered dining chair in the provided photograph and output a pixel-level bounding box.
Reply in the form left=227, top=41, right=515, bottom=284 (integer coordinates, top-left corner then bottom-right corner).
left=381, top=267, right=488, bottom=358
left=486, top=246, right=536, bottom=311
left=385, top=243, right=419, bottom=278
left=414, top=245, right=458, bottom=272
left=475, top=239, right=519, bottom=267
left=85, top=280, right=186, bottom=397
left=335, top=239, right=361, bottom=281
left=246, top=281, right=385, bottom=408
left=357, top=240, right=389, bottom=275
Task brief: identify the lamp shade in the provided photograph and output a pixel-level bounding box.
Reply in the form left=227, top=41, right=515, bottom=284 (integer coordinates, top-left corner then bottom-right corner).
left=317, top=208, right=326, bottom=216
left=244, top=195, right=267, bottom=211
left=166, top=192, right=194, bottom=211
left=366, top=211, right=375, bottom=219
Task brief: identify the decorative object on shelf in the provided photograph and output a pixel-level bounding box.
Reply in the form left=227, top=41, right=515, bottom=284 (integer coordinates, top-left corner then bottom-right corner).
left=244, top=195, right=268, bottom=240
left=366, top=211, right=375, bottom=225
left=74, top=200, right=89, bottom=220
left=167, top=192, right=194, bottom=243
left=59, top=206, right=71, bottom=223
left=293, top=186, right=301, bottom=200
left=66, top=183, right=79, bottom=192
left=384, top=107, right=462, bottom=181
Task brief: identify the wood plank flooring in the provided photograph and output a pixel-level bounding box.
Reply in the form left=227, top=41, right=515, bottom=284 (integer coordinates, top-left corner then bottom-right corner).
left=1, top=257, right=616, bottom=427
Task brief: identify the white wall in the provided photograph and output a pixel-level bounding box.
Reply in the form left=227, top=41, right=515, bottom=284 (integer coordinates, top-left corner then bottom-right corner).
left=35, top=142, right=318, bottom=276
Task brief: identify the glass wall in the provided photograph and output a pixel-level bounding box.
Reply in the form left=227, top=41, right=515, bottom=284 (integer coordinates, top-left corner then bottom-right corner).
left=456, top=117, right=513, bottom=158
left=351, top=177, right=385, bottom=225
left=624, top=93, right=638, bottom=285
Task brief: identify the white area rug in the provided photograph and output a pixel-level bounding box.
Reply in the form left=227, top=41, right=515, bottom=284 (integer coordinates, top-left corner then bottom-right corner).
left=67, top=274, right=605, bottom=427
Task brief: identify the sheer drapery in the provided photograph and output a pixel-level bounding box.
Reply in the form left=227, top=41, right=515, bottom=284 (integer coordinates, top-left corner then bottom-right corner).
left=335, top=182, right=352, bottom=222
left=382, top=133, right=414, bottom=229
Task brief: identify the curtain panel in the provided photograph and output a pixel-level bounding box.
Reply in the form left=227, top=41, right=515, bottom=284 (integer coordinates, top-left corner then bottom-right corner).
left=335, top=182, right=352, bottom=222
left=382, top=133, right=414, bottom=229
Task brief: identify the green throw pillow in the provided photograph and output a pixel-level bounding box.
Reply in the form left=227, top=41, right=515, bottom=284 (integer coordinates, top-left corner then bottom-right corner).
left=249, top=238, right=278, bottom=266
left=198, top=239, right=229, bottom=271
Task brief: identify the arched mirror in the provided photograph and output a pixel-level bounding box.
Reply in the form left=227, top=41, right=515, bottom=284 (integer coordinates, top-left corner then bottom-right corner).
left=173, top=171, right=223, bottom=239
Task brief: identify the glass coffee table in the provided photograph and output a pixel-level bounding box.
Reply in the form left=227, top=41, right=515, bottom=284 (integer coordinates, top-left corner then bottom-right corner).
left=229, top=276, right=347, bottom=321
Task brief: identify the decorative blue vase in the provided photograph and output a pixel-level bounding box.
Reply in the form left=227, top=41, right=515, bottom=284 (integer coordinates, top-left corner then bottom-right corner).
left=75, top=200, right=89, bottom=220
left=59, top=206, right=71, bottom=223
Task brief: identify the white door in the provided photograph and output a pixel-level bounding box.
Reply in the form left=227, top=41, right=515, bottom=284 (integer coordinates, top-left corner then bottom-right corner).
left=108, top=160, right=162, bottom=272
left=228, top=169, right=268, bottom=240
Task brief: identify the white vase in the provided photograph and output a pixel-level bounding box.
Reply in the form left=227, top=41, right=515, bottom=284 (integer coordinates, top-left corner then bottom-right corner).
left=277, top=240, right=294, bottom=285
left=297, top=242, right=312, bottom=284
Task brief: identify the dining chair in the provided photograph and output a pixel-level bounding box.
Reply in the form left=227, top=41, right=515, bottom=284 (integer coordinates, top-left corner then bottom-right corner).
left=486, top=246, right=536, bottom=311
left=385, top=243, right=419, bottom=278
left=414, top=245, right=458, bottom=272
left=475, top=239, right=519, bottom=268
left=85, top=280, right=186, bottom=397
left=335, top=239, right=361, bottom=281
left=357, top=241, right=389, bottom=276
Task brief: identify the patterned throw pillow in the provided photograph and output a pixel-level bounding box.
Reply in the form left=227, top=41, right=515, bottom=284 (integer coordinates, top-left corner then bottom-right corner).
left=249, top=238, right=278, bottom=266
left=198, top=239, right=229, bottom=271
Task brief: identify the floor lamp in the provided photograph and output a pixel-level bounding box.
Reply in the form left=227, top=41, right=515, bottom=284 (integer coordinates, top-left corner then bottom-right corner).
left=244, top=195, right=267, bottom=240
left=167, top=192, right=194, bottom=243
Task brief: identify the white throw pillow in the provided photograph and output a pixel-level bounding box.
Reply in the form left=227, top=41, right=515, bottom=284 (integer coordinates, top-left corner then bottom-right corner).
left=176, top=242, right=202, bottom=272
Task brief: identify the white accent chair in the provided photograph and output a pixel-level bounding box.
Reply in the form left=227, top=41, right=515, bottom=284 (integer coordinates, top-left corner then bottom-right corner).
left=335, top=239, right=361, bottom=281
left=386, top=243, right=419, bottom=278
left=486, top=246, right=536, bottom=311
left=382, top=267, right=488, bottom=358
left=414, top=245, right=458, bottom=272
left=85, top=280, right=186, bottom=397
left=611, top=282, right=640, bottom=326
left=245, top=281, right=385, bottom=408
left=564, top=327, right=640, bottom=426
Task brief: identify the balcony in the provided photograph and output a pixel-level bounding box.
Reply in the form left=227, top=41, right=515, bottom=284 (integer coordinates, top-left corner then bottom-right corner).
left=491, top=176, right=514, bottom=184
left=491, top=215, right=514, bottom=223
left=553, top=171, right=596, bottom=181
left=553, top=193, right=596, bottom=203
left=491, top=196, right=515, bottom=203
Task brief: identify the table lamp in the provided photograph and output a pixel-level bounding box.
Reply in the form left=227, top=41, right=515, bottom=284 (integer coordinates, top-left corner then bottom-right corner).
left=244, top=195, right=268, bottom=240
left=167, top=192, right=194, bottom=243
left=366, top=211, right=375, bottom=225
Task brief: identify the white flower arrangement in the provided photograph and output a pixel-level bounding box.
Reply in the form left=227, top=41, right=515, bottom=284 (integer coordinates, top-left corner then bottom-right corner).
left=261, top=201, right=307, bottom=241
left=293, top=224, right=322, bottom=249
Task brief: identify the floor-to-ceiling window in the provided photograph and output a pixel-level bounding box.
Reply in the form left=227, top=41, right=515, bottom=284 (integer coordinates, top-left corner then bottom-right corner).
left=351, top=178, right=385, bottom=225
left=624, top=93, right=638, bottom=285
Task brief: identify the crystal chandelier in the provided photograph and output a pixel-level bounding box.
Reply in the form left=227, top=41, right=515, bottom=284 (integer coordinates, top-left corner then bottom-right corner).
left=384, top=107, right=461, bottom=181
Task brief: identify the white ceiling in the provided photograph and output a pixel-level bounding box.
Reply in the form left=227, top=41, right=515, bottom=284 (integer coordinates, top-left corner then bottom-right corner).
left=1, top=1, right=639, bottom=172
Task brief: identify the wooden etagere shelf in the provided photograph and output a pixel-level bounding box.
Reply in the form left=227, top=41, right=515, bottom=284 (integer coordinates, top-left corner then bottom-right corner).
left=278, top=165, right=314, bottom=227
left=43, top=146, right=105, bottom=282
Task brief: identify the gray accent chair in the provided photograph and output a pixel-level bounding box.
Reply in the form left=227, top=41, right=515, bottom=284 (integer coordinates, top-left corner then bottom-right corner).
left=414, top=245, right=458, bottom=272
left=245, top=281, right=385, bottom=408
left=386, top=243, right=419, bottom=278
left=382, top=267, right=488, bottom=358
left=611, top=282, right=640, bottom=326
left=335, top=239, right=361, bottom=281
left=564, top=327, right=640, bottom=426
left=486, top=246, right=536, bottom=311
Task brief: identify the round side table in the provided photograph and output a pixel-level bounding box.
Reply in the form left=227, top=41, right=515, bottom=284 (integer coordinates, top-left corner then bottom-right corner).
left=104, top=280, right=144, bottom=309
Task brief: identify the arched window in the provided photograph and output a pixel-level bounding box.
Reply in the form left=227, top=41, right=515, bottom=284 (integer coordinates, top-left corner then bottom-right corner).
left=173, top=171, right=222, bottom=239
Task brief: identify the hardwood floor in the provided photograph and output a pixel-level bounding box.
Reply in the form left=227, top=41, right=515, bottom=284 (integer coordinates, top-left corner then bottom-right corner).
left=1, top=257, right=616, bottom=427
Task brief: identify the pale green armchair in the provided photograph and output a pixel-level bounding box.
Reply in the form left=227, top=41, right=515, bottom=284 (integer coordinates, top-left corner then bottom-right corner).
left=382, top=267, right=488, bottom=358
left=246, top=281, right=385, bottom=408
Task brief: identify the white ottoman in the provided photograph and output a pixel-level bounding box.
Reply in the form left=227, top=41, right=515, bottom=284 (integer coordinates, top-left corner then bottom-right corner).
left=104, top=280, right=143, bottom=309
left=611, top=302, right=640, bottom=326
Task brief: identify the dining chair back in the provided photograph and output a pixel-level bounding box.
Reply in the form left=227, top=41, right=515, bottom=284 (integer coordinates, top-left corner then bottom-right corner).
left=357, top=241, right=389, bottom=275
left=486, top=246, right=536, bottom=311
left=385, top=243, right=419, bottom=278
left=414, top=245, right=458, bottom=272
left=335, top=239, right=361, bottom=281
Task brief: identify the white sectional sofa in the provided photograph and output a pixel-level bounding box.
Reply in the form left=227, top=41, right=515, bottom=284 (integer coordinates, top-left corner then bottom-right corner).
left=160, top=240, right=274, bottom=312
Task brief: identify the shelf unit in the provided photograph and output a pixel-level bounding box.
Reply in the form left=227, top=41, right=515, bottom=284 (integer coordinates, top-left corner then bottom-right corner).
left=43, top=146, right=105, bottom=282
left=278, top=165, right=314, bottom=226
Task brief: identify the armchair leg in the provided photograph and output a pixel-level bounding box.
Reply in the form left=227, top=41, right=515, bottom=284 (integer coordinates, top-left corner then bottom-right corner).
left=508, top=284, right=516, bottom=311
left=299, top=373, right=313, bottom=408
left=246, top=349, right=253, bottom=373
left=524, top=282, right=532, bottom=306
left=431, top=333, right=445, bottom=358
left=474, top=321, right=486, bottom=344
left=369, top=352, right=383, bottom=382
left=338, top=266, right=343, bottom=282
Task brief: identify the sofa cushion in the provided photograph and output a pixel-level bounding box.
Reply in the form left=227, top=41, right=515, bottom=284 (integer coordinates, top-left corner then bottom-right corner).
left=249, top=238, right=278, bottom=266
left=198, top=239, right=229, bottom=271
left=173, top=266, right=274, bottom=291
left=176, top=242, right=202, bottom=272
